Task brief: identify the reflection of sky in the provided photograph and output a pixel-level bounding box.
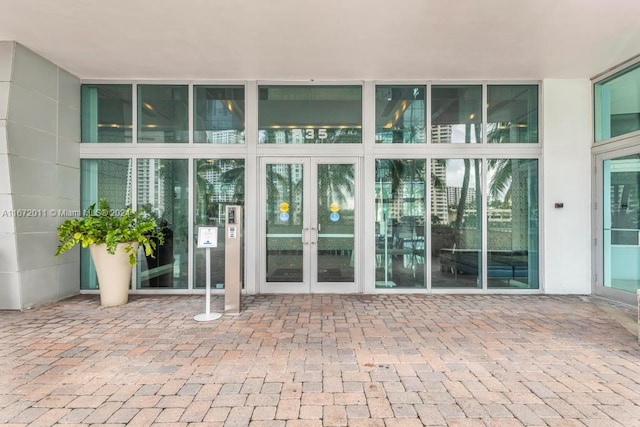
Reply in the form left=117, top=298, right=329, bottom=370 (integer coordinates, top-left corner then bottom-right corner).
left=451, top=124, right=478, bottom=143
left=444, top=159, right=502, bottom=201
left=445, top=159, right=477, bottom=188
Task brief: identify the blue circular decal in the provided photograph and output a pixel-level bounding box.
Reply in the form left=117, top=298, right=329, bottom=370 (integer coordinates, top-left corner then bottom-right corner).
left=329, top=212, right=340, bottom=222
left=280, top=212, right=289, bottom=222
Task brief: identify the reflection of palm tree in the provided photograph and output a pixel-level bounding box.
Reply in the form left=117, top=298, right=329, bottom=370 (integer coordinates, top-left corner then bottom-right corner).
left=266, top=165, right=303, bottom=223
left=196, top=160, right=245, bottom=224
left=453, top=124, right=482, bottom=231
left=376, top=159, right=426, bottom=230
left=486, top=123, right=514, bottom=206
left=318, top=164, right=355, bottom=209
left=488, top=159, right=512, bottom=206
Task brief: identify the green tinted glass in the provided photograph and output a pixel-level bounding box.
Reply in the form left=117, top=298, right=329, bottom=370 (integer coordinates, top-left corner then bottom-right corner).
left=194, top=86, right=245, bottom=143
left=487, top=85, right=538, bottom=143
left=375, top=86, right=425, bottom=143
left=81, top=85, right=132, bottom=143
left=431, top=85, right=482, bottom=144
left=138, top=85, right=188, bottom=143
left=595, top=64, right=640, bottom=141
left=258, top=85, right=362, bottom=144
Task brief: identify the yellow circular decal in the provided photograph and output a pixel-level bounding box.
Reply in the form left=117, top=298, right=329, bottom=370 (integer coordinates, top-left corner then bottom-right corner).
left=279, top=202, right=289, bottom=212
left=330, top=202, right=340, bottom=213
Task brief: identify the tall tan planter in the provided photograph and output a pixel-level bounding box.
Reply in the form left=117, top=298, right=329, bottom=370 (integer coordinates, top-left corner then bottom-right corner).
left=89, top=242, right=138, bottom=307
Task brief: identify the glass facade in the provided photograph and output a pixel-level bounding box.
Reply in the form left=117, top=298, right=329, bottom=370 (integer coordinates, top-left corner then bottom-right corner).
left=78, top=82, right=541, bottom=293
left=431, top=159, right=482, bottom=288
left=81, top=84, right=132, bottom=143
left=431, top=85, right=482, bottom=144
left=136, top=159, right=189, bottom=289
left=258, top=85, right=362, bottom=144
left=80, top=159, right=133, bottom=289
left=375, top=159, right=426, bottom=288
left=487, top=85, right=538, bottom=143
left=595, top=64, right=640, bottom=141
left=375, top=86, right=426, bottom=143
left=138, top=85, right=189, bottom=143
left=603, top=155, right=640, bottom=293
left=194, top=86, right=245, bottom=144
left=487, top=159, right=539, bottom=289
left=194, top=159, right=245, bottom=288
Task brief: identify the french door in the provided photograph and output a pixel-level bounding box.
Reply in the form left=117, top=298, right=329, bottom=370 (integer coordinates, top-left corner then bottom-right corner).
left=260, top=157, right=359, bottom=293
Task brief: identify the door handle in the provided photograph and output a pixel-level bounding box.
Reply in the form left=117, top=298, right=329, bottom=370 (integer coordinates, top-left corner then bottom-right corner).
left=310, top=227, right=317, bottom=245
left=302, top=228, right=310, bottom=245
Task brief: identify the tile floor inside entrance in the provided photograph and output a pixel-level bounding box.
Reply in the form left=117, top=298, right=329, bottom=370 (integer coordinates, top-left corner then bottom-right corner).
left=1, top=294, right=640, bottom=426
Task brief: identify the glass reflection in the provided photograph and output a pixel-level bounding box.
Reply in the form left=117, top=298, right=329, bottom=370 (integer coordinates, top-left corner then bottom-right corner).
left=138, top=85, right=188, bottom=143
left=431, top=159, right=482, bottom=288
left=375, top=159, right=426, bottom=288
left=266, top=163, right=304, bottom=282
left=375, top=86, right=425, bottom=143
left=81, top=84, right=132, bottom=143
left=487, top=85, right=538, bottom=143
left=194, top=159, right=245, bottom=288
left=603, top=155, right=640, bottom=292
left=487, top=159, right=539, bottom=288
left=258, top=85, right=362, bottom=144
left=136, top=159, right=189, bottom=289
left=194, top=86, right=245, bottom=143
left=595, top=64, right=640, bottom=141
left=80, top=159, right=133, bottom=289
left=317, top=164, right=355, bottom=282
left=431, top=85, right=482, bottom=144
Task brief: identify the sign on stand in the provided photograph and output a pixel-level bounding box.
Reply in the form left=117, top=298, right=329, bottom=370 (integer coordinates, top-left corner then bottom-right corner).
left=194, top=227, right=221, bottom=322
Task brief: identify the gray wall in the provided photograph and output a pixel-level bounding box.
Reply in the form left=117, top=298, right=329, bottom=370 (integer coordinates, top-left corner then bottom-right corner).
left=0, top=42, right=80, bottom=309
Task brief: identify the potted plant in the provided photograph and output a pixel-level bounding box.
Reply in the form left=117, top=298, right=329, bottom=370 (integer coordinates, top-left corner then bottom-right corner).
left=55, top=198, right=164, bottom=306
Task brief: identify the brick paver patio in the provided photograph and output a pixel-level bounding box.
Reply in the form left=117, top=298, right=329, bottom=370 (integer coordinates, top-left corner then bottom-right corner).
left=1, top=294, right=639, bottom=426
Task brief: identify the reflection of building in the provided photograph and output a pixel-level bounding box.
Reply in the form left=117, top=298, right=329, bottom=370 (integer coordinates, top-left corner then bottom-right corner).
left=137, top=160, right=166, bottom=217
left=269, top=164, right=303, bottom=222
left=447, top=186, right=476, bottom=207
left=431, top=161, right=448, bottom=223
left=431, top=124, right=452, bottom=144
left=200, top=162, right=239, bottom=203
left=204, top=130, right=242, bottom=144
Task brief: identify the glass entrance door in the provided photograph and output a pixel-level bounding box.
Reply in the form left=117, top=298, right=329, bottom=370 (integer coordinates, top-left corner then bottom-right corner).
left=601, top=153, right=640, bottom=299
left=261, top=157, right=358, bottom=293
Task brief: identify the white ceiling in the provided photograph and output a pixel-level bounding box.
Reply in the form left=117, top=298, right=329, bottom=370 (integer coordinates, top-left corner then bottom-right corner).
left=1, top=0, right=639, bottom=81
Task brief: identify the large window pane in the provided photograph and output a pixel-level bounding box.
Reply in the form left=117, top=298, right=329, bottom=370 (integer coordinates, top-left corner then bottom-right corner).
left=138, top=85, right=188, bottom=143
left=194, top=159, right=245, bottom=288
left=258, top=85, right=362, bottom=144
left=431, top=159, right=482, bottom=288
left=136, top=159, right=189, bottom=289
left=375, top=159, right=426, bottom=288
left=266, top=163, right=304, bottom=281
left=194, top=86, right=245, bottom=144
left=375, top=86, right=425, bottom=143
left=603, top=155, right=640, bottom=292
left=81, top=85, right=132, bottom=143
left=317, top=163, right=355, bottom=282
left=487, top=85, right=538, bottom=143
left=431, top=85, right=482, bottom=144
left=80, top=159, right=133, bottom=289
left=595, top=64, right=640, bottom=141
left=487, top=159, right=539, bottom=289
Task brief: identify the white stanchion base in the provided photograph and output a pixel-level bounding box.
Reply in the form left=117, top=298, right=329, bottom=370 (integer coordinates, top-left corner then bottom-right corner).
left=194, top=312, right=222, bottom=322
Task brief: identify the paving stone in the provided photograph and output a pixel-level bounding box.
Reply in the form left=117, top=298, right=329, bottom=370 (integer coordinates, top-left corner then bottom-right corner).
left=0, top=294, right=639, bottom=426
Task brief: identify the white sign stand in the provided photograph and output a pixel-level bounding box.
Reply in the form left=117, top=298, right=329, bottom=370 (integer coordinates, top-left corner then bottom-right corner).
left=194, top=227, right=222, bottom=322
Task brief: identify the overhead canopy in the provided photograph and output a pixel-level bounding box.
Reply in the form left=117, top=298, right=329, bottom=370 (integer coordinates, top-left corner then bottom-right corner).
left=1, top=0, right=639, bottom=80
